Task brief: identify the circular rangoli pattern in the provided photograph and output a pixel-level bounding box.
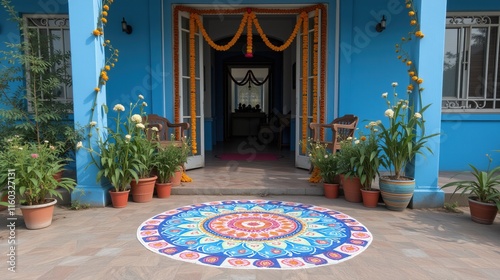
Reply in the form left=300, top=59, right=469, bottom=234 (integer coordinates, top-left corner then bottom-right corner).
left=137, top=200, right=373, bottom=269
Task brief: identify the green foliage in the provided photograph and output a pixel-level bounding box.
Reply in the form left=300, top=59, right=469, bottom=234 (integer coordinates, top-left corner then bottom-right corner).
left=441, top=155, right=500, bottom=210
left=154, top=143, right=183, bottom=184
left=304, top=138, right=339, bottom=183
left=352, top=128, right=381, bottom=189
left=376, top=83, right=439, bottom=180
left=79, top=97, right=154, bottom=191
left=0, top=0, right=79, bottom=155
left=0, top=136, right=76, bottom=206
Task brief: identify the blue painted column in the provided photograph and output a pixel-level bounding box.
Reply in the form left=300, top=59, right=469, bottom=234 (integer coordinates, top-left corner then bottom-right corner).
left=409, top=0, right=447, bottom=208
left=69, top=0, right=110, bottom=206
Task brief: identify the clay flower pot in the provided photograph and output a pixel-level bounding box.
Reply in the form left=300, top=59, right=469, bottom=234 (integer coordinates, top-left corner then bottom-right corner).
left=19, top=198, right=57, bottom=230
left=361, top=189, right=380, bottom=208
left=131, top=176, right=157, bottom=203
left=323, top=183, right=339, bottom=199
left=155, top=182, right=173, bottom=198
left=109, top=190, right=130, bottom=208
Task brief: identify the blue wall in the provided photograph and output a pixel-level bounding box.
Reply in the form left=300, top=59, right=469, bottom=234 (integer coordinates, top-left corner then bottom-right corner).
left=440, top=0, right=500, bottom=171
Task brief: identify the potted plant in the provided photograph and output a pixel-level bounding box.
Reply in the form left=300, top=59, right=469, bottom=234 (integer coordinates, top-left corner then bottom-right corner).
left=352, top=127, right=381, bottom=208
left=441, top=155, right=500, bottom=224
left=78, top=97, right=146, bottom=208
left=170, top=137, right=191, bottom=186
left=375, top=82, right=439, bottom=211
left=0, top=136, right=76, bottom=229
left=128, top=100, right=158, bottom=203
left=338, top=137, right=363, bottom=203
left=306, top=138, right=340, bottom=198
left=153, top=143, right=182, bottom=198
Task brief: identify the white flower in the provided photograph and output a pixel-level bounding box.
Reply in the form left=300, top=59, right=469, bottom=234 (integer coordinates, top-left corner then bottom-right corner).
left=18, top=147, right=23, bottom=150
left=151, top=127, right=159, bottom=132
left=368, top=121, right=378, bottom=127
left=385, top=109, right=394, bottom=118
left=347, top=137, right=352, bottom=141
left=324, top=155, right=328, bottom=159
left=50, top=145, right=56, bottom=150
left=76, top=141, right=83, bottom=149
left=89, top=121, right=97, bottom=127
left=142, top=102, right=148, bottom=107
left=392, top=82, right=398, bottom=87
left=414, top=112, right=422, bottom=119
left=113, top=104, right=125, bottom=112
left=373, top=128, right=379, bottom=132
left=138, top=94, right=144, bottom=100
left=402, top=104, right=408, bottom=109
left=131, top=114, right=142, bottom=123
left=136, top=123, right=145, bottom=129
left=376, top=120, right=382, bottom=124
left=381, top=92, right=388, bottom=98
left=308, top=153, right=312, bottom=157
left=44, top=140, right=49, bottom=143
left=354, top=140, right=360, bottom=145
left=125, top=134, right=132, bottom=140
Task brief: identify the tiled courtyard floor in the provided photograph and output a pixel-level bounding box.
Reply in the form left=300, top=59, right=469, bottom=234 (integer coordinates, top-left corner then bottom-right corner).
left=1, top=144, right=498, bottom=279
left=1, top=194, right=500, bottom=280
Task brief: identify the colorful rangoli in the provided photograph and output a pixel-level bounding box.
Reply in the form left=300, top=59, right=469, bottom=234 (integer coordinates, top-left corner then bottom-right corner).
left=137, top=200, right=373, bottom=269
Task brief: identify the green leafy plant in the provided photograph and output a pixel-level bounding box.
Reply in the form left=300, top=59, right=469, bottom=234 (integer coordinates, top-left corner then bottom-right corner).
left=376, top=82, right=439, bottom=180
left=351, top=127, right=381, bottom=190
left=78, top=96, right=150, bottom=192
left=154, top=143, right=183, bottom=184
left=0, top=0, right=79, bottom=156
left=0, top=136, right=75, bottom=206
left=441, top=155, right=500, bottom=210
left=305, top=138, right=339, bottom=183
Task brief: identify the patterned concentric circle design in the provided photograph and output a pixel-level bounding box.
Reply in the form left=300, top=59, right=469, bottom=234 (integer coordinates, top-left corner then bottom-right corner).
left=137, top=200, right=373, bottom=269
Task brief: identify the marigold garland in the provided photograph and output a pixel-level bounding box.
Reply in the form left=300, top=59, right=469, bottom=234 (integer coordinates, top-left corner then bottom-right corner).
left=308, top=166, right=322, bottom=183
left=189, top=14, right=198, bottom=155
left=172, top=5, right=327, bottom=156
left=252, top=12, right=303, bottom=52
left=312, top=8, right=319, bottom=125
left=301, top=12, right=309, bottom=155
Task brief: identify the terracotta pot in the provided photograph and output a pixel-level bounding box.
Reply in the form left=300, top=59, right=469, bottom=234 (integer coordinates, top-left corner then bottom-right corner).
left=379, top=176, right=415, bottom=211
left=361, top=189, right=380, bottom=208
left=131, top=176, right=157, bottom=203
left=0, top=194, right=8, bottom=211
left=468, top=197, right=498, bottom=225
left=342, top=176, right=362, bottom=203
left=323, top=183, right=339, bottom=199
left=156, top=182, right=173, bottom=198
left=53, top=170, right=64, bottom=183
left=170, top=168, right=182, bottom=186
left=109, top=190, right=130, bottom=208
left=19, top=198, right=57, bottom=230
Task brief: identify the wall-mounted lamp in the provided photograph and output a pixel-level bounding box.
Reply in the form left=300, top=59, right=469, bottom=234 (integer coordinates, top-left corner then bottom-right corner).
left=121, top=17, right=132, bottom=34
left=376, top=15, right=386, bottom=32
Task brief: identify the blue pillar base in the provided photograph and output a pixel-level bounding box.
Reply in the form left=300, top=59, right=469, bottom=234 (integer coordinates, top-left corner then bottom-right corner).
left=71, top=184, right=112, bottom=207
left=410, top=188, right=445, bottom=209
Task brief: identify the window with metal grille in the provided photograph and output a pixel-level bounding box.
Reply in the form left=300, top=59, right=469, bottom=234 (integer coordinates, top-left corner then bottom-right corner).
left=23, top=14, right=72, bottom=104
left=442, top=13, right=500, bottom=112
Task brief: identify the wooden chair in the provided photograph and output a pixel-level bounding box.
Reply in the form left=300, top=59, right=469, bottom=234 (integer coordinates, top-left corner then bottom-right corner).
left=309, top=114, right=358, bottom=154
left=143, top=114, right=190, bottom=148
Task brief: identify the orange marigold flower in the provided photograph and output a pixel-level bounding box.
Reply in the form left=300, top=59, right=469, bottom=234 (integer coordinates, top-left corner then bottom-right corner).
left=102, top=75, right=109, bottom=81
left=94, top=87, right=100, bottom=92
left=101, top=71, right=107, bottom=77
left=402, top=37, right=406, bottom=41
left=102, top=11, right=108, bottom=17
left=101, top=18, right=107, bottom=24
left=409, top=11, right=415, bottom=16
left=409, top=71, right=415, bottom=76
left=105, top=65, right=111, bottom=71
left=103, top=5, right=109, bottom=11
left=92, top=29, right=100, bottom=36
left=407, top=84, right=414, bottom=91
left=406, top=60, right=412, bottom=66
left=417, top=78, right=424, bottom=84
left=412, top=76, right=418, bottom=81
left=415, top=31, right=424, bottom=38
left=410, top=20, right=417, bottom=25
left=360, top=136, right=367, bottom=141
left=406, top=3, right=411, bottom=8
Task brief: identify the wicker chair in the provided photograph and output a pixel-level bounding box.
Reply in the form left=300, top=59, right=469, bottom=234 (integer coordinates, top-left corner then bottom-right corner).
left=309, top=114, right=358, bottom=154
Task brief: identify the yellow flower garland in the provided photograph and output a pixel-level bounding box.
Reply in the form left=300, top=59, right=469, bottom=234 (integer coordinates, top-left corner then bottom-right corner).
left=312, top=8, right=319, bottom=125
left=252, top=12, right=303, bottom=52
left=301, top=11, right=309, bottom=155
left=173, top=5, right=327, bottom=156
left=189, top=14, right=197, bottom=155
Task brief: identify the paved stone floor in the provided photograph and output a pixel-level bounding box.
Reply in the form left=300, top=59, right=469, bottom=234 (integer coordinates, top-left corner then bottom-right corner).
left=1, top=141, right=497, bottom=279
left=1, top=194, right=500, bottom=280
